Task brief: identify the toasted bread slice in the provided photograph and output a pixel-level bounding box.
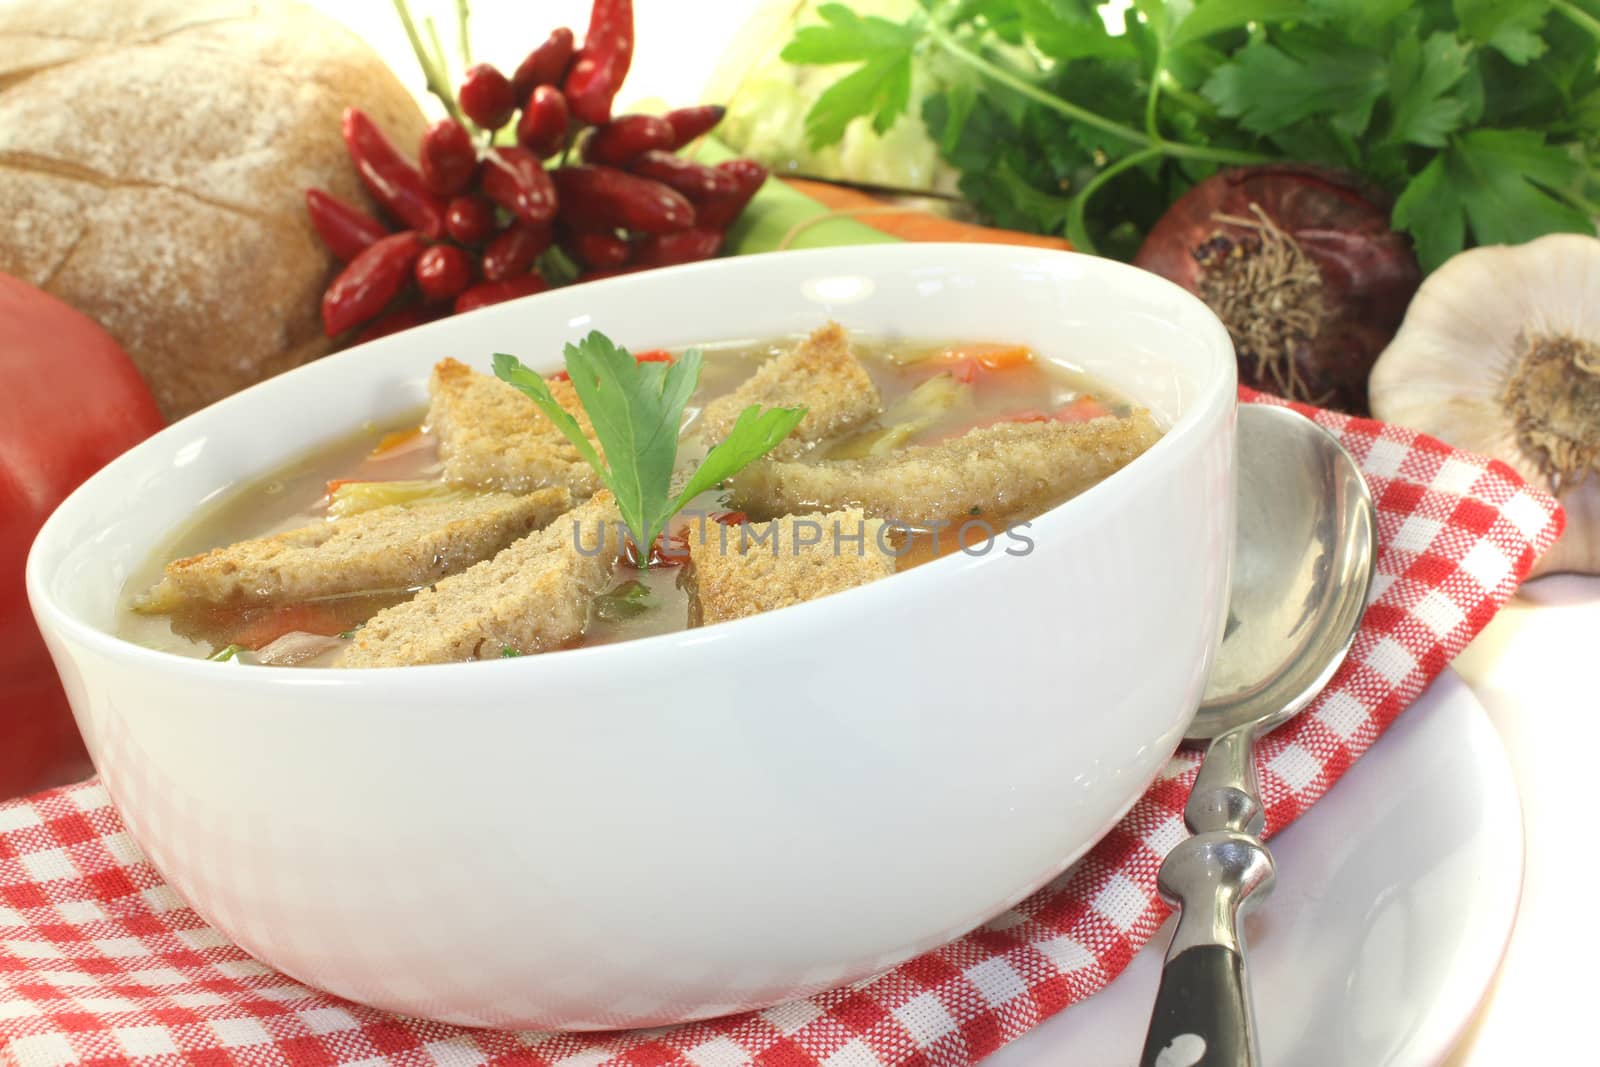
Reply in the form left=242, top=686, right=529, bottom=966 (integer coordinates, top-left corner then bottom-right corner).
left=696, top=322, right=880, bottom=458
left=430, top=357, right=602, bottom=496
left=728, top=412, right=1162, bottom=527
left=688, top=507, right=895, bottom=625
left=335, top=493, right=623, bottom=666
left=138, top=488, right=573, bottom=613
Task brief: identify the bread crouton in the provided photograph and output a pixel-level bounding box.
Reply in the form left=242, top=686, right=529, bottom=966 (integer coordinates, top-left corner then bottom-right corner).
left=688, top=507, right=895, bottom=625
left=696, top=322, right=880, bottom=458
left=138, top=488, right=573, bottom=613
left=430, top=357, right=602, bottom=496
left=335, top=493, right=623, bottom=666
left=728, top=412, right=1162, bottom=527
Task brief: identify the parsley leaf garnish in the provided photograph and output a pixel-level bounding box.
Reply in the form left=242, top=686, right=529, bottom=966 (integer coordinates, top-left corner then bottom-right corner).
left=493, top=334, right=806, bottom=567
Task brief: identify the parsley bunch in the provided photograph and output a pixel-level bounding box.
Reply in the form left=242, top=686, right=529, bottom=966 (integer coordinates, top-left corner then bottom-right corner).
left=494, top=334, right=806, bottom=565
left=784, top=0, right=1600, bottom=269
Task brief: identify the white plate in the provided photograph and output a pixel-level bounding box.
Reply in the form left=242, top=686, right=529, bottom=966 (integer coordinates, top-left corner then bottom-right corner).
left=990, top=669, right=1522, bottom=1066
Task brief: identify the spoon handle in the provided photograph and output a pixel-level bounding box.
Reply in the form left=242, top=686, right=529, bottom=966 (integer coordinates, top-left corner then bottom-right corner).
left=1139, top=828, right=1274, bottom=1067
left=1140, top=943, right=1252, bottom=1067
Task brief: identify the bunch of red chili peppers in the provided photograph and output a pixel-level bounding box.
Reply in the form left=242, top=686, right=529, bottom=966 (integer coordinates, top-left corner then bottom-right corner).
left=305, top=0, right=767, bottom=343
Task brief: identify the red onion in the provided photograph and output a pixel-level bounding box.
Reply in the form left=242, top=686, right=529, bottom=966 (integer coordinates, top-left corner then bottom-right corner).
left=1134, top=165, right=1420, bottom=414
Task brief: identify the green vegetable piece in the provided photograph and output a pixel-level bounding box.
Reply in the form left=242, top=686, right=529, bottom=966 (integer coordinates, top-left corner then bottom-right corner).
left=829, top=371, right=970, bottom=458
left=594, top=579, right=656, bottom=622
left=493, top=334, right=805, bottom=567
left=500, top=646, right=522, bottom=658
left=208, top=644, right=245, bottom=662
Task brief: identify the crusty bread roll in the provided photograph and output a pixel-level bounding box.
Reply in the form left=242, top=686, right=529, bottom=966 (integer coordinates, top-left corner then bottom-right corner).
left=0, top=0, right=428, bottom=419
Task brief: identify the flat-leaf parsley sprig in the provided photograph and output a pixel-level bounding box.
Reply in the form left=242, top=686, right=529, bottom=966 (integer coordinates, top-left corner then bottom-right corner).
left=783, top=0, right=1600, bottom=268
left=494, top=333, right=806, bottom=566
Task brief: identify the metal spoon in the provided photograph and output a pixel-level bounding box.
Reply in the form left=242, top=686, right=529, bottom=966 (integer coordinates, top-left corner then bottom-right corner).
left=1139, top=404, right=1377, bottom=1067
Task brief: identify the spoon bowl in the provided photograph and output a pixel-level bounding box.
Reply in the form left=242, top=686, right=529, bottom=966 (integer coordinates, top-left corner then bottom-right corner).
left=1197, top=403, right=1378, bottom=739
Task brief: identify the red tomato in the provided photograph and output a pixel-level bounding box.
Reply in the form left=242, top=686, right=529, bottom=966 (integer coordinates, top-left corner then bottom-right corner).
left=1, top=273, right=164, bottom=799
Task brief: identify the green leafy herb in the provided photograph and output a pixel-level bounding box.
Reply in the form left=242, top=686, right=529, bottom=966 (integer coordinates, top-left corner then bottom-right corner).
left=594, top=579, right=656, bottom=622
left=208, top=644, right=246, bottom=662
left=780, top=3, right=922, bottom=147
left=493, top=333, right=806, bottom=565
left=500, top=646, right=522, bottom=658
left=783, top=0, right=1600, bottom=269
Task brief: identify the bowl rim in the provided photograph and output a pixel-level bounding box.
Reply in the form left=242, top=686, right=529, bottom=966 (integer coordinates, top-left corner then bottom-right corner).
left=27, top=243, right=1237, bottom=689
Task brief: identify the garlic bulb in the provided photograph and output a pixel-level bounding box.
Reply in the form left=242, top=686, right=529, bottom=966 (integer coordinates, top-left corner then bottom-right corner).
left=1369, top=233, right=1600, bottom=577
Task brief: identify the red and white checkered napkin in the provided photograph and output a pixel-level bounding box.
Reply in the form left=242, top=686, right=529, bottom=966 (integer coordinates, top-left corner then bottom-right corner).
left=0, top=390, right=1564, bottom=1067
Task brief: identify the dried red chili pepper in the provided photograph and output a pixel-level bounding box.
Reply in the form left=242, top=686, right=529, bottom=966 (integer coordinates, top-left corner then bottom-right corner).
left=419, top=118, right=479, bottom=197
left=455, top=274, right=551, bottom=314
left=482, top=222, right=553, bottom=281
left=512, top=27, right=576, bottom=100
left=576, top=264, right=650, bottom=284
left=633, top=227, right=723, bottom=268
left=353, top=305, right=441, bottom=345
left=564, top=0, right=634, bottom=125
left=304, top=189, right=390, bottom=262
left=341, top=108, right=446, bottom=239
left=663, top=105, right=725, bottom=149
left=694, top=159, right=767, bottom=230
left=584, top=114, right=675, bottom=166
left=444, top=195, right=496, bottom=245
left=553, top=165, right=695, bottom=234
left=322, top=231, right=426, bottom=336
left=482, top=146, right=559, bottom=225
left=626, top=151, right=737, bottom=202
left=562, top=229, right=633, bottom=269
left=458, top=63, right=518, bottom=131
left=415, top=244, right=474, bottom=302
left=517, top=86, right=571, bottom=159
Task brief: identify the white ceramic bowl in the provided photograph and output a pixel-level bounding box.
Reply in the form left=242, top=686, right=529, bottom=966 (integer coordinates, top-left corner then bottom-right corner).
left=28, top=244, right=1236, bottom=1030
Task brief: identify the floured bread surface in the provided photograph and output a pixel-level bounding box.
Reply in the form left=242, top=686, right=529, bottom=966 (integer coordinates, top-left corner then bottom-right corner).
left=696, top=322, right=881, bottom=458
left=429, top=358, right=604, bottom=497
left=688, top=507, right=895, bottom=625
left=139, top=488, right=572, bottom=613
left=730, top=412, right=1163, bottom=526
left=0, top=0, right=428, bottom=418
left=336, top=494, right=623, bottom=667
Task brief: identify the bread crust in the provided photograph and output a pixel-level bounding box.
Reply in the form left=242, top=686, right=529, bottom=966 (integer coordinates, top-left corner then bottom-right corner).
left=688, top=507, right=895, bottom=625
left=729, top=413, right=1163, bottom=527
left=696, top=321, right=881, bottom=458
left=429, top=358, right=605, bottom=496
left=0, top=0, right=428, bottom=419
left=336, top=494, right=623, bottom=667
left=138, top=489, right=571, bottom=613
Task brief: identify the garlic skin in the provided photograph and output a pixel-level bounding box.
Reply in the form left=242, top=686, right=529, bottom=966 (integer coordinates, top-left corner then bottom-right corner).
left=1368, top=233, right=1600, bottom=577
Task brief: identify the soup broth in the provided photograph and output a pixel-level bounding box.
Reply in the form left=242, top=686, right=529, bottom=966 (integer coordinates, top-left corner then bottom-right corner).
left=119, top=331, right=1157, bottom=667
